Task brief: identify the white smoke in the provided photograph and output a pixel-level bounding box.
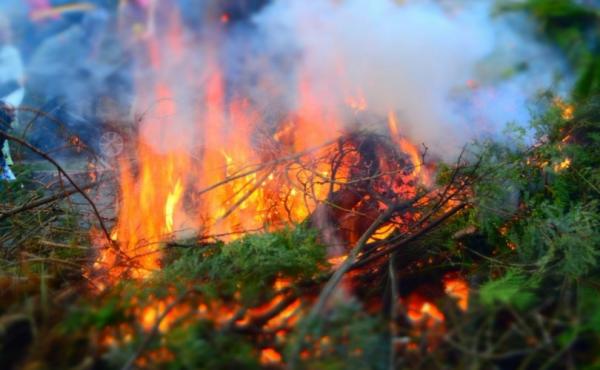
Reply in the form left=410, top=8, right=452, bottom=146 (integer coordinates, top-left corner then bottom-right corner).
left=249, top=0, right=568, bottom=157
left=2, top=0, right=569, bottom=159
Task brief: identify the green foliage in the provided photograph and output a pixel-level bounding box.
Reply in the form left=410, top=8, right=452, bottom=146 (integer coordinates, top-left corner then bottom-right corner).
left=57, top=226, right=329, bottom=369
left=434, top=93, right=600, bottom=368
left=65, top=298, right=126, bottom=332
left=158, top=227, right=328, bottom=306
left=2, top=4, right=600, bottom=369
left=506, top=0, right=596, bottom=25
left=513, top=202, right=600, bottom=278
left=479, top=270, right=538, bottom=309
left=290, top=302, right=388, bottom=370
left=499, top=0, right=600, bottom=100
left=161, top=321, right=261, bottom=370
left=579, top=286, right=600, bottom=334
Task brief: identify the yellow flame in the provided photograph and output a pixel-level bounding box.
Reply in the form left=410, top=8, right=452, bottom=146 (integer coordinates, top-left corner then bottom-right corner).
left=165, top=179, right=184, bottom=233
left=553, top=158, right=571, bottom=172
left=553, top=98, right=574, bottom=120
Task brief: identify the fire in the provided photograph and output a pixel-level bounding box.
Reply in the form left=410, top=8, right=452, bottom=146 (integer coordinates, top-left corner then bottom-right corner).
left=443, top=274, right=469, bottom=311
left=367, top=223, right=396, bottom=243
left=88, top=7, right=456, bottom=365
left=90, top=7, right=434, bottom=283
left=553, top=97, right=574, bottom=120
left=345, top=90, right=368, bottom=112
left=91, top=56, right=354, bottom=285
left=553, top=158, right=571, bottom=172
left=165, top=179, right=184, bottom=233
left=397, top=275, right=469, bottom=351
left=388, top=111, right=431, bottom=186
left=395, top=276, right=470, bottom=353
left=135, top=293, right=194, bottom=334
left=328, top=255, right=348, bottom=268
left=91, top=144, right=190, bottom=285
left=58, top=5, right=509, bottom=369
left=260, top=348, right=283, bottom=365
left=406, top=294, right=445, bottom=324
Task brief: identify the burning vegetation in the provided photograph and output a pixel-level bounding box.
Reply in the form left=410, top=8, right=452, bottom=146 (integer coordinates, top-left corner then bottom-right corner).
left=1, top=1, right=600, bottom=370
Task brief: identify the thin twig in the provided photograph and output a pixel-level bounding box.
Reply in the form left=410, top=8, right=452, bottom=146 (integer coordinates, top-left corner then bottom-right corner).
left=0, top=181, right=100, bottom=221
left=0, top=131, right=113, bottom=245
left=351, top=203, right=468, bottom=270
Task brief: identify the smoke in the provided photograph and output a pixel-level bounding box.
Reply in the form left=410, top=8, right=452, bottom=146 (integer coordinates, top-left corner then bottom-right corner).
left=0, top=0, right=569, bottom=158
left=245, top=0, right=568, bottom=156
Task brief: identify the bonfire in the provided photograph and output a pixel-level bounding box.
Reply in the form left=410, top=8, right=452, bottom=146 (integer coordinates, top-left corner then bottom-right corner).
left=1, top=1, right=599, bottom=370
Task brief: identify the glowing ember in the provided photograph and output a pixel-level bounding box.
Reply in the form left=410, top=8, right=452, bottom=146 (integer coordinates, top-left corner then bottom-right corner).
left=443, top=275, right=469, bottom=311
left=367, top=223, right=396, bottom=243
left=554, top=98, right=574, bottom=120
left=260, top=348, right=283, bottom=365
left=406, top=294, right=445, bottom=324
left=553, top=158, right=571, bottom=172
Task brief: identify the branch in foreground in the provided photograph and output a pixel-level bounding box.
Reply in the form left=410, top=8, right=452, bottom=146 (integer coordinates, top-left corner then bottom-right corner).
left=0, top=181, right=101, bottom=221
left=0, top=131, right=113, bottom=246
left=351, top=203, right=468, bottom=270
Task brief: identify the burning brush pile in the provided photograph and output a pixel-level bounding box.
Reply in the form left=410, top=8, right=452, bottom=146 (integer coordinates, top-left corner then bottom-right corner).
left=84, top=81, right=476, bottom=365
left=83, top=117, right=476, bottom=369
left=1, top=1, right=600, bottom=369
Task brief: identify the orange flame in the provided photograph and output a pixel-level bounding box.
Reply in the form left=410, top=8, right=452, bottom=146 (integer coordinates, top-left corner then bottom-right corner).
left=91, top=7, right=431, bottom=299
left=388, top=111, right=431, bottom=186
left=553, top=158, right=571, bottom=172
left=443, top=274, right=469, bottom=311
left=260, top=348, right=283, bottom=365
left=406, top=294, right=445, bottom=324
left=553, top=98, right=574, bottom=120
